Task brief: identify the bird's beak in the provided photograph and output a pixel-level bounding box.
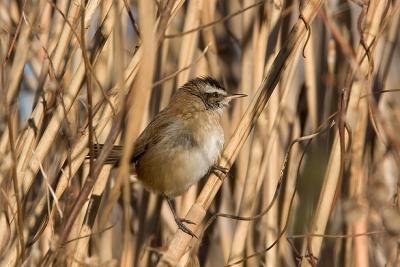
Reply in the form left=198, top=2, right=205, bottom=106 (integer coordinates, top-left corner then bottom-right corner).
left=224, top=93, right=247, bottom=100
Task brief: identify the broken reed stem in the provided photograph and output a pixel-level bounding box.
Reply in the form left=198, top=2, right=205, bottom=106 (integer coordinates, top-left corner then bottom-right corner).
left=157, top=0, right=324, bottom=265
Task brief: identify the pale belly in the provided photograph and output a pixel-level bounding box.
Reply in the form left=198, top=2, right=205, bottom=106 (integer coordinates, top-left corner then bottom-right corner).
left=136, top=127, right=224, bottom=196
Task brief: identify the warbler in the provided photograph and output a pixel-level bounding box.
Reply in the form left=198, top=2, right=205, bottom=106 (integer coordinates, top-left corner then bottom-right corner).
left=94, top=76, right=246, bottom=237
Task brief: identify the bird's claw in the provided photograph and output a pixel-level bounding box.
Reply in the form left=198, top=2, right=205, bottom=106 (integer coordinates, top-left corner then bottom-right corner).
left=163, top=194, right=198, bottom=238
left=174, top=217, right=198, bottom=238
left=211, top=165, right=229, bottom=180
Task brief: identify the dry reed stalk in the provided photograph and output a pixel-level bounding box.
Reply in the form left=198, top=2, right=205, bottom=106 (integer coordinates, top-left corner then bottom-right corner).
left=227, top=0, right=248, bottom=158
left=233, top=0, right=256, bottom=216
left=347, top=33, right=371, bottom=267
left=256, top=7, right=283, bottom=263
left=216, top=182, right=235, bottom=262
left=135, top=192, right=160, bottom=266
left=201, top=0, right=220, bottom=78
left=378, top=8, right=400, bottom=90
left=157, top=1, right=324, bottom=265
left=158, top=58, right=175, bottom=110
left=263, top=50, right=302, bottom=267
left=227, top=124, right=265, bottom=265
left=299, top=1, right=390, bottom=266
left=257, top=6, right=285, bottom=265
left=158, top=24, right=174, bottom=111
left=303, top=29, right=318, bottom=130
left=176, top=0, right=202, bottom=87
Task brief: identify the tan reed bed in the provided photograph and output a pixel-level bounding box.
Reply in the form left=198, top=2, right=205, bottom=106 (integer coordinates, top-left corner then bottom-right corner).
left=0, top=0, right=400, bottom=267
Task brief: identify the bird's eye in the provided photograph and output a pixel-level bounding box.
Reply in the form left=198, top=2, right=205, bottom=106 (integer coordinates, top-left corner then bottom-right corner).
left=213, top=92, right=219, bottom=97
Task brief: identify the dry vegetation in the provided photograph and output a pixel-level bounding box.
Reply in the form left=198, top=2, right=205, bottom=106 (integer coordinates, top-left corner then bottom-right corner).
left=0, top=0, right=400, bottom=266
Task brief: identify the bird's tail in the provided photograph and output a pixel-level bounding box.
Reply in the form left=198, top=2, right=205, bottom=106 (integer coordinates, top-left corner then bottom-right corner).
left=87, top=144, right=124, bottom=165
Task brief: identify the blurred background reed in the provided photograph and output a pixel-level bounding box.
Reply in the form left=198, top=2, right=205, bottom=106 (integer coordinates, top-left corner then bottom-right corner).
left=0, top=0, right=399, bottom=266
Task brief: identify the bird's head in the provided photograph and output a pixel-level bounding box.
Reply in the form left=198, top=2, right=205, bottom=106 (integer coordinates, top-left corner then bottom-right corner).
left=180, top=76, right=247, bottom=112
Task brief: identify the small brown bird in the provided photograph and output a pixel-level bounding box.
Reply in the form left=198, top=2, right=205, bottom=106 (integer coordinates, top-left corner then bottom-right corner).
left=95, top=76, right=246, bottom=236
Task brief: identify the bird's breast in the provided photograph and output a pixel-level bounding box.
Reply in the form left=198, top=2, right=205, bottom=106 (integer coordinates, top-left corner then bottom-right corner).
left=197, top=126, right=224, bottom=164
left=136, top=112, right=225, bottom=197
left=191, top=113, right=224, bottom=163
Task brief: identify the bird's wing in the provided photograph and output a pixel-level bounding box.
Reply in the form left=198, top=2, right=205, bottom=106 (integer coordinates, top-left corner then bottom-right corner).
left=131, top=112, right=175, bottom=163
left=90, top=112, right=178, bottom=165
left=89, top=123, right=167, bottom=165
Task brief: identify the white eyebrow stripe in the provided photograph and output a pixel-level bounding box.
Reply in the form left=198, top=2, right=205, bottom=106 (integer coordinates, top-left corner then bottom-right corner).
left=204, top=86, right=227, bottom=95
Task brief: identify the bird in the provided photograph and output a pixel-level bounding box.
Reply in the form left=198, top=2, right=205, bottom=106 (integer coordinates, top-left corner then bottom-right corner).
left=93, top=76, right=246, bottom=237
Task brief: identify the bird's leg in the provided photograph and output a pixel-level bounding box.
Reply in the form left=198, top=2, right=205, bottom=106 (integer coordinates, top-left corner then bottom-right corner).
left=163, top=194, right=197, bottom=238
left=211, top=165, right=229, bottom=180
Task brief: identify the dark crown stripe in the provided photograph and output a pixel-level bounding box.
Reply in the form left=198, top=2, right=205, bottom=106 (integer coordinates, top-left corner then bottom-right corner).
left=183, top=76, right=225, bottom=91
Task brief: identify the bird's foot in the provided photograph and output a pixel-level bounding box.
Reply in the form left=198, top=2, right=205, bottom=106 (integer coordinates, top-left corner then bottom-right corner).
left=174, top=217, right=198, bottom=239
left=211, top=165, right=229, bottom=180
left=163, top=194, right=198, bottom=238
